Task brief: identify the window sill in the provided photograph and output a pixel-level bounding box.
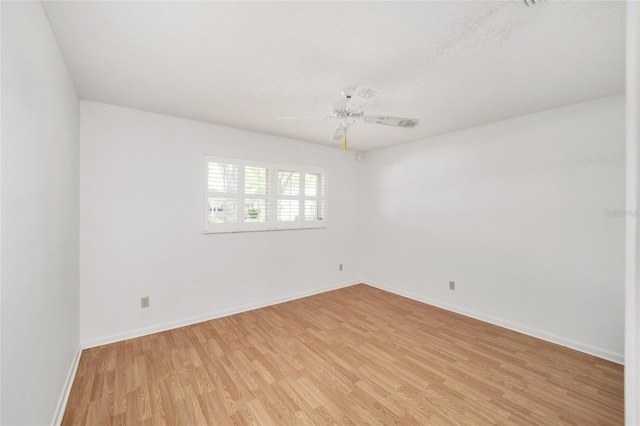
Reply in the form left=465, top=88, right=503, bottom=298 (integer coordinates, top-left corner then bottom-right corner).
left=202, top=225, right=327, bottom=234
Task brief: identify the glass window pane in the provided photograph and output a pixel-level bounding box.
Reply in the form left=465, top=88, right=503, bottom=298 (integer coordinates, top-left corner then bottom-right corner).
left=305, top=173, right=322, bottom=197
left=208, top=198, right=237, bottom=223
left=208, top=163, right=238, bottom=193
left=304, top=200, right=324, bottom=221
left=278, top=170, right=300, bottom=196
left=245, top=199, right=269, bottom=223
left=245, top=166, right=269, bottom=195
left=277, top=200, right=299, bottom=222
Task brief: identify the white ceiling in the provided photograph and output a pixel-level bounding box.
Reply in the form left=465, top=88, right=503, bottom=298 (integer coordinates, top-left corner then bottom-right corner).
left=42, top=1, right=625, bottom=152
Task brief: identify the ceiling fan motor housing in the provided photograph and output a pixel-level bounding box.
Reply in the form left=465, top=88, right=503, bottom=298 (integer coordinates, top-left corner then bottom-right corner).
left=332, top=98, right=364, bottom=119
left=332, top=99, right=349, bottom=118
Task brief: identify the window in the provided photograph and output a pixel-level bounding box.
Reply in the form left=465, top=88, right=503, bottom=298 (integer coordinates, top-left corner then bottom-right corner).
left=204, top=155, right=326, bottom=233
left=304, top=172, right=324, bottom=221
left=277, top=170, right=300, bottom=222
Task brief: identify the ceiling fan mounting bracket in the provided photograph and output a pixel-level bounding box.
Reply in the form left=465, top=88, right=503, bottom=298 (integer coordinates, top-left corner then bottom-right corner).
left=341, top=87, right=357, bottom=99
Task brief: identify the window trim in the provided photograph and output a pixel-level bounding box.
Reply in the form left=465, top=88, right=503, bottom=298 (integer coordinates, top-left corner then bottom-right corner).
left=203, top=155, right=327, bottom=233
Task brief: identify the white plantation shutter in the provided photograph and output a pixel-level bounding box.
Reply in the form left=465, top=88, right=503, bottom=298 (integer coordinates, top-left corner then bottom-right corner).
left=277, top=170, right=300, bottom=222
left=206, top=162, right=239, bottom=230
left=303, top=172, right=324, bottom=222
left=244, top=165, right=269, bottom=224
left=204, top=155, right=326, bottom=233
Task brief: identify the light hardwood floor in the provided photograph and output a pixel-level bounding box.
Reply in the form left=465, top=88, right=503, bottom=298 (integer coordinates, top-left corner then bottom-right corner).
left=62, top=284, right=624, bottom=425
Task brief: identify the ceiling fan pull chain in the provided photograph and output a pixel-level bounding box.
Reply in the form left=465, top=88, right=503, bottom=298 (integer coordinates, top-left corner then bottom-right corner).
left=344, top=135, right=348, bottom=152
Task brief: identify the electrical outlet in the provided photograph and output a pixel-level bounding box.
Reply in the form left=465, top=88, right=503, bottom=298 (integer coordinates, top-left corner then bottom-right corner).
left=339, top=263, right=343, bottom=271
left=141, top=296, right=150, bottom=308
left=449, top=281, right=455, bottom=291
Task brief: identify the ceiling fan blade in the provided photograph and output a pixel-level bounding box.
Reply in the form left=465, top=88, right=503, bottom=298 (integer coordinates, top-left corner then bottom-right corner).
left=364, top=115, right=420, bottom=128
left=330, top=123, right=347, bottom=142
left=346, top=86, right=378, bottom=113
left=277, top=115, right=333, bottom=120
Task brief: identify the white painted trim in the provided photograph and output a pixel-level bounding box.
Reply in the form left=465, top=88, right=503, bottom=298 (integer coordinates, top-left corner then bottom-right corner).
left=82, top=280, right=360, bottom=349
left=364, top=279, right=624, bottom=365
left=626, top=3, right=640, bottom=424
left=0, top=1, right=4, bottom=421
left=51, top=345, right=82, bottom=426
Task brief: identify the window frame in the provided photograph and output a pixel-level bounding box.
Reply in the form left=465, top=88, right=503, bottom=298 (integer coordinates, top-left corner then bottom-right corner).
left=203, top=155, right=327, bottom=233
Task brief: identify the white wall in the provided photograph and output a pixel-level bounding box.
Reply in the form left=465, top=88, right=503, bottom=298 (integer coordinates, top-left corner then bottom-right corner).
left=80, top=101, right=362, bottom=346
left=1, top=2, right=80, bottom=425
left=361, top=95, right=625, bottom=362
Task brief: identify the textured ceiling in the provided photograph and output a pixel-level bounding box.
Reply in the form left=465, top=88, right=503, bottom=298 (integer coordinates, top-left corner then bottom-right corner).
left=42, top=1, right=625, bottom=152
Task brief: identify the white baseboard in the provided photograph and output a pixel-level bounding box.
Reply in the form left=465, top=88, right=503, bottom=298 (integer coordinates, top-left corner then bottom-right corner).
left=364, top=279, right=624, bottom=365
left=82, top=279, right=360, bottom=349
left=51, top=344, right=82, bottom=426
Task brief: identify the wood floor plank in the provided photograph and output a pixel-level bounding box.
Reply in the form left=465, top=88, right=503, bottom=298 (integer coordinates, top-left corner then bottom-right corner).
left=62, top=284, right=624, bottom=425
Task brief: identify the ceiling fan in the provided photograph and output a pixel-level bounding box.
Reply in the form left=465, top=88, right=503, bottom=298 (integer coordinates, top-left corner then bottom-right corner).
left=279, top=86, right=420, bottom=151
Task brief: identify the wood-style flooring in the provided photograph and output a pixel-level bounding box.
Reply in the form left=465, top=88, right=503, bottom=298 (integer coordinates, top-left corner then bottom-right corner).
left=62, top=284, right=624, bottom=425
